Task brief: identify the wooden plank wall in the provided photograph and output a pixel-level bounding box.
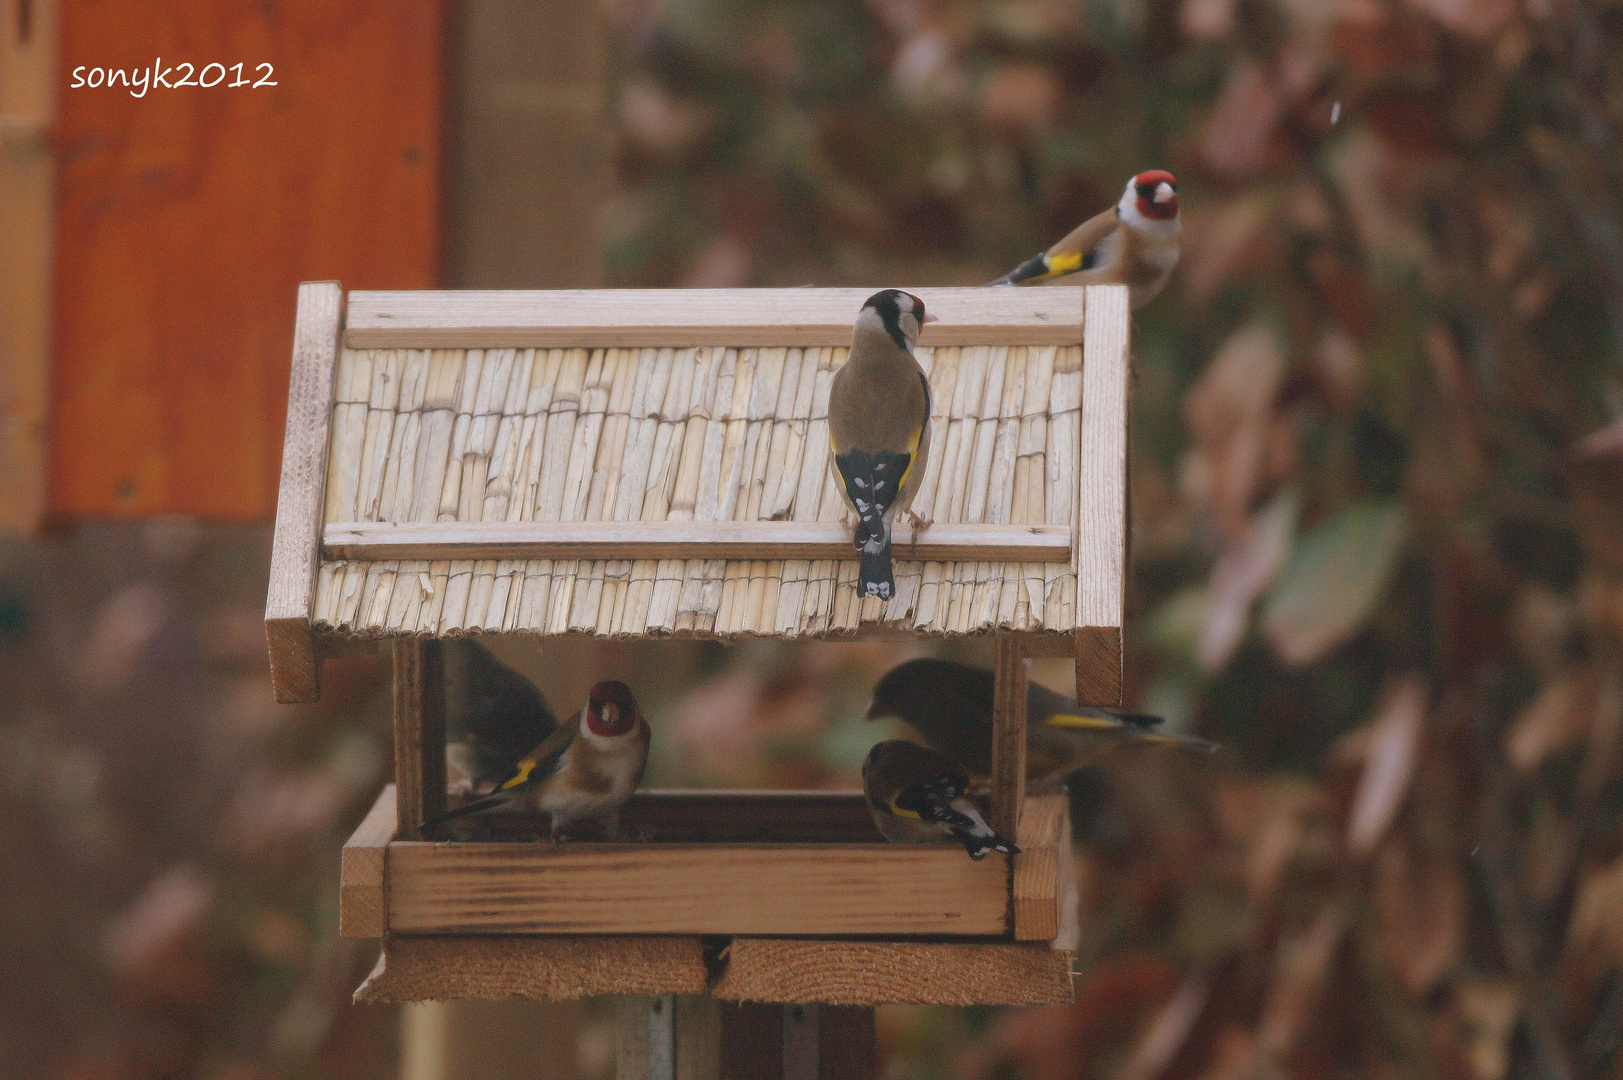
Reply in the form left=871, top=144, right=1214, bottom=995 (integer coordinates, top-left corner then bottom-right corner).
left=0, top=0, right=58, bottom=531
left=48, top=0, right=443, bottom=519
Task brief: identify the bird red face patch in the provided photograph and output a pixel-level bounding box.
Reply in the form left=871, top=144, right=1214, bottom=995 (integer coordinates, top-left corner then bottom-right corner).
left=1132, top=170, right=1178, bottom=221
left=585, top=680, right=638, bottom=737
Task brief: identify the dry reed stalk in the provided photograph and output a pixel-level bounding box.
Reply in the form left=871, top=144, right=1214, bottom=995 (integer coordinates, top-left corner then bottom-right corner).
left=507, top=349, right=565, bottom=631
left=355, top=350, right=402, bottom=523
left=315, top=561, right=340, bottom=625
left=379, top=350, right=430, bottom=523
left=411, top=350, right=462, bottom=524
left=907, top=346, right=956, bottom=526
left=930, top=346, right=980, bottom=531
left=335, top=560, right=367, bottom=628
left=965, top=345, right=1009, bottom=525
left=362, top=564, right=396, bottom=627
left=437, top=349, right=481, bottom=522
left=570, top=349, right=632, bottom=631
left=481, top=348, right=535, bottom=522
left=761, top=348, right=804, bottom=520
left=916, top=560, right=943, bottom=630
left=326, top=350, right=371, bottom=523
left=387, top=558, right=427, bottom=628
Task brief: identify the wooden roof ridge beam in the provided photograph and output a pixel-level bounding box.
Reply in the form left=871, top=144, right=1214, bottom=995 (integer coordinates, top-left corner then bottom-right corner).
left=322, top=519, right=1074, bottom=564
left=344, top=287, right=1087, bottom=348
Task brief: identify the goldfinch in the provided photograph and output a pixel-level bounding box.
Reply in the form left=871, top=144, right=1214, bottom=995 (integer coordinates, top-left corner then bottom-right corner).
left=429, top=680, right=649, bottom=841
left=829, top=290, right=936, bottom=601
left=862, top=739, right=1020, bottom=860
left=865, top=658, right=1217, bottom=784
left=445, top=639, right=560, bottom=793
left=988, top=170, right=1181, bottom=309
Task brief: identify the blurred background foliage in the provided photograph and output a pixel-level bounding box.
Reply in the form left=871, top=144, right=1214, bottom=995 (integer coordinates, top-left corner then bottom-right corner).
left=601, top=0, right=1623, bottom=1075
left=4, top=0, right=1623, bottom=1077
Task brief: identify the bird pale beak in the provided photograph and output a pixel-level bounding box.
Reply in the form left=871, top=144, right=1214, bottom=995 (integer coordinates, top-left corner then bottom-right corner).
left=922, top=312, right=940, bottom=324
left=1154, top=182, right=1175, bottom=204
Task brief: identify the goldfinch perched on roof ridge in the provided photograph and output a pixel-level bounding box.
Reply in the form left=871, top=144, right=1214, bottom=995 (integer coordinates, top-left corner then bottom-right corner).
left=829, top=290, right=936, bottom=601
left=429, top=680, right=649, bottom=841
left=988, top=170, right=1181, bottom=309
left=445, top=639, right=560, bottom=794
left=862, top=740, right=1020, bottom=860
left=865, top=658, right=1218, bottom=785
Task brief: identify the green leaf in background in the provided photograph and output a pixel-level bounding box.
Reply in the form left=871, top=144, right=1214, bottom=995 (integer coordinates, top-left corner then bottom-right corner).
left=1262, top=501, right=1409, bottom=666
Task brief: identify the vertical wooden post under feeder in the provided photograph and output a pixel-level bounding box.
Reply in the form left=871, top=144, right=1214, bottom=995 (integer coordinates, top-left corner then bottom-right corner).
left=393, top=638, right=446, bottom=839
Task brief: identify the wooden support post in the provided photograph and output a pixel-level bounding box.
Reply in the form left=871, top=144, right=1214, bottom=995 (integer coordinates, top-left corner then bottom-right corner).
left=394, top=638, right=446, bottom=839
left=990, top=636, right=1028, bottom=844
left=616, top=996, right=720, bottom=1080
left=616, top=1000, right=875, bottom=1079
left=817, top=1007, right=876, bottom=1080
left=783, top=1004, right=818, bottom=1080
left=717, top=1002, right=780, bottom=1078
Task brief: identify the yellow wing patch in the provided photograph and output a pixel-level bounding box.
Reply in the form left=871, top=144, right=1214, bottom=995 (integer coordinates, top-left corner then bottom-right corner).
left=1045, top=250, right=1084, bottom=275
left=1045, top=712, right=1122, bottom=731
left=894, top=427, right=923, bottom=491
left=499, top=759, right=537, bottom=790
left=886, top=795, right=922, bottom=819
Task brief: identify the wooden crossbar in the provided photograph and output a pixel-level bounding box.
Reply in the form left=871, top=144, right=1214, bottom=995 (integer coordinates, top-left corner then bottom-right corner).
left=322, top=520, right=1073, bottom=563
left=343, top=287, right=1086, bottom=348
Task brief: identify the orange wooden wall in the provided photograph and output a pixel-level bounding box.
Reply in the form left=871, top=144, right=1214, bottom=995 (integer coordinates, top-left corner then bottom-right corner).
left=49, top=0, right=443, bottom=519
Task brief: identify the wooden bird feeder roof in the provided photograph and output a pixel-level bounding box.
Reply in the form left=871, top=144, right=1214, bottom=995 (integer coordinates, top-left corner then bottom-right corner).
left=264, top=282, right=1133, bottom=1010
left=265, top=283, right=1131, bottom=707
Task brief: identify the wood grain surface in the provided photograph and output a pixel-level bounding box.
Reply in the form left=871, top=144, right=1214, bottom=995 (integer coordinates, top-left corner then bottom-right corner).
left=49, top=0, right=442, bottom=517
left=386, top=841, right=1011, bottom=936
left=345, top=287, right=1087, bottom=348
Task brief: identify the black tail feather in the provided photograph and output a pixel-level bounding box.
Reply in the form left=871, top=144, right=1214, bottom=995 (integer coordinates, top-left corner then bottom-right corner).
left=955, top=828, right=1021, bottom=860
left=426, top=790, right=511, bottom=829
left=858, top=546, right=894, bottom=600
left=987, top=253, right=1047, bottom=287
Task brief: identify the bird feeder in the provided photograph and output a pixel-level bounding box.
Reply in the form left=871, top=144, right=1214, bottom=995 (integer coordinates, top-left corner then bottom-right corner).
left=264, top=282, right=1131, bottom=1071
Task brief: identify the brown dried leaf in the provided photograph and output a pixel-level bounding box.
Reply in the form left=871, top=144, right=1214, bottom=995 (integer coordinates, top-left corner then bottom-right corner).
left=618, top=80, right=711, bottom=156
left=1454, top=978, right=1520, bottom=1080
left=1575, top=417, right=1623, bottom=460
left=1504, top=668, right=1598, bottom=771
left=978, top=63, right=1064, bottom=133
left=103, top=864, right=215, bottom=974
left=1198, top=64, right=1286, bottom=182
left=1327, top=132, right=1431, bottom=267
left=1181, top=0, right=1235, bottom=42
left=1346, top=676, right=1428, bottom=856
left=1571, top=855, right=1623, bottom=965
left=679, top=234, right=753, bottom=288
left=1373, top=834, right=1466, bottom=997
left=1182, top=324, right=1288, bottom=540
left=1200, top=491, right=1299, bottom=672
left=1179, top=191, right=1281, bottom=302
left=1402, top=0, right=1514, bottom=41
left=79, top=582, right=170, bottom=696
left=1257, top=903, right=1350, bottom=1059
left=1120, top=970, right=1214, bottom=1079
left=982, top=954, right=1179, bottom=1080
left=1194, top=1027, right=1280, bottom=1080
